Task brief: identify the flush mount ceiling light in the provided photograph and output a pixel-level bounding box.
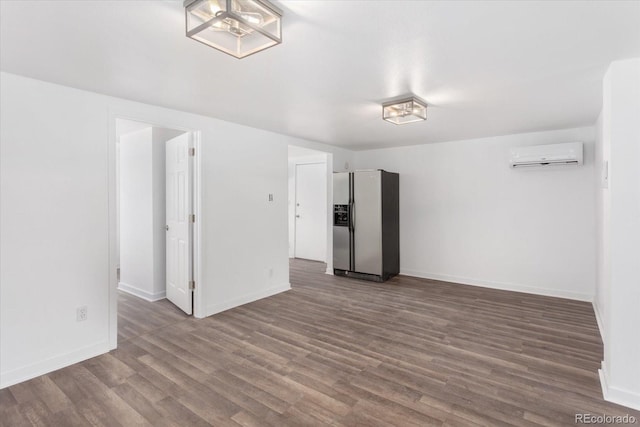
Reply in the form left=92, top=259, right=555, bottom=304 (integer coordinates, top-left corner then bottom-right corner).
left=382, top=97, right=428, bottom=125
left=184, top=0, right=282, bottom=59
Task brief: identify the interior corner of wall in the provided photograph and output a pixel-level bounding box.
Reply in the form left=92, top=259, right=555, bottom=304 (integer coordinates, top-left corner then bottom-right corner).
left=592, top=300, right=605, bottom=343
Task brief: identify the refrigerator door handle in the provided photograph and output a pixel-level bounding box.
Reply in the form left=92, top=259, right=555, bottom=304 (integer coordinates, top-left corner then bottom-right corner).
left=350, top=202, right=355, bottom=271
left=350, top=202, right=355, bottom=230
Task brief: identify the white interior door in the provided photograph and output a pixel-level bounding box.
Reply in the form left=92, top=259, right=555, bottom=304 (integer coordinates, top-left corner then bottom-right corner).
left=294, top=163, right=327, bottom=261
left=166, top=133, right=192, bottom=314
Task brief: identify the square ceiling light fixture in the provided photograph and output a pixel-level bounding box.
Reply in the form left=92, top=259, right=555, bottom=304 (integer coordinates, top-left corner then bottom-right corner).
left=184, top=0, right=282, bottom=59
left=382, top=97, right=428, bottom=125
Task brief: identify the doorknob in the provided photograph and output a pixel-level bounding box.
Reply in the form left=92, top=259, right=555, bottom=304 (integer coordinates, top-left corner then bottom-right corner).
left=165, top=225, right=169, bottom=231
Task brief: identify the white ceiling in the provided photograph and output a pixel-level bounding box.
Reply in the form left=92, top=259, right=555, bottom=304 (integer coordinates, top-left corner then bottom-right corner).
left=1, top=1, right=639, bottom=150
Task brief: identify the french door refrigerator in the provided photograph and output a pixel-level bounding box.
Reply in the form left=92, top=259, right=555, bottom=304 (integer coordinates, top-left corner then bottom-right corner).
left=333, top=170, right=399, bottom=282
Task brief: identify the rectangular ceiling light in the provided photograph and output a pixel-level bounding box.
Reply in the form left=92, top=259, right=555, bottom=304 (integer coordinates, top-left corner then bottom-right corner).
left=184, top=0, right=282, bottom=59
left=382, top=97, right=428, bottom=125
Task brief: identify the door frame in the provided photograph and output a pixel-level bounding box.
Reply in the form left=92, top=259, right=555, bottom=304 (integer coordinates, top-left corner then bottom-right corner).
left=287, top=150, right=334, bottom=273
left=293, top=161, right=327, bottom=261
left=107, top=111, right=203, bottom=351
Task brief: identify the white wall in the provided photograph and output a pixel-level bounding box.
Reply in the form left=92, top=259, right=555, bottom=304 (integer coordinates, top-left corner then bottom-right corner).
left=354, top=127, right=597, bottom=301
left=1, top=73, right=111, bottom=387
left=151, top=129, right=167, bottom=300
left=119, top=128, right=158, bottom=300
left=0, top=71, right=353, bottom=388
left=593, top=110, right=608, bottom=337
left=598, top=58, right=640, bottom=411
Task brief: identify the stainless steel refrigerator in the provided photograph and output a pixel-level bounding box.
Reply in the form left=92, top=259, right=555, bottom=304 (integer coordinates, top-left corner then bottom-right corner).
left=333, top=170, right=399, bottom=282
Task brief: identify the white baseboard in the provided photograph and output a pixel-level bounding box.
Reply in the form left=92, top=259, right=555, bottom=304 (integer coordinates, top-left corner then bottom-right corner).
left=203, top=283, right=291, bottom=318
left=592, top=301, right=605, bottom=343
left=0, top=340, right=109, bottom=389
left=400, top=269, right=593, bottom=302
left=599, top=362, right=640, bottom=411
left=118, top=282, right=166, bottom=302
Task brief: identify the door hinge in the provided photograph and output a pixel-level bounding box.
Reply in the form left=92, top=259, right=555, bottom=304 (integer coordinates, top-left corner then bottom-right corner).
left=190, top=147, right=195, bottom=156
left=189, top=280, right=195, bottom=290
left=190, top=214, right=195, bottom=223
left=116, top=267, right=120, bottom=281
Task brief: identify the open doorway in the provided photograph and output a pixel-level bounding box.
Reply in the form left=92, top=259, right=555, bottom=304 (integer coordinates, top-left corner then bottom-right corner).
left=288, top=145, right=332, bottom=267
left=115, top=118, right=196, bottom=342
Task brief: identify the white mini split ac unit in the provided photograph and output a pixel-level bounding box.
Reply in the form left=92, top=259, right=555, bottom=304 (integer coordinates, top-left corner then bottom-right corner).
left=509, top=142, right=583, bottom=168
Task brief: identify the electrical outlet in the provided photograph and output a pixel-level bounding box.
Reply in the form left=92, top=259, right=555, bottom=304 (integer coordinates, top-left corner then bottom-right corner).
left=268, top=193, right=274, bottom=202
left=77, top=306, right=88, bottom=322
left=268, top=267, right=274, bottom=278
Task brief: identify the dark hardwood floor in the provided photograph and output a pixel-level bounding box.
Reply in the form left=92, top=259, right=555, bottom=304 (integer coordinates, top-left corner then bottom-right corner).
left=1, top=259, right=638, bottom=426
left=117, top=291, right=188, bottom=343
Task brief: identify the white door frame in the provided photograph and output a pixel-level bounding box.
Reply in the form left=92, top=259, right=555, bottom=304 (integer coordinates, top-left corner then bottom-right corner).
left=107, top=111, right=203, bottom=350
left=287, top=149, right=334, bottom=274
left=324, top=154, right=334, bottom=275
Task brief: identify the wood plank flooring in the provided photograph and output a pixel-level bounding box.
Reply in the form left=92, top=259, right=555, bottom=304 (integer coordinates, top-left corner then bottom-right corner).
left=2, top=259, right=638, bottom=426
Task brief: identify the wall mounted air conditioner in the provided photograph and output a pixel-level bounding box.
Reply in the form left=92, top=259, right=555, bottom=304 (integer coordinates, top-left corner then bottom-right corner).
left=509, top=142, right=583, bottom=168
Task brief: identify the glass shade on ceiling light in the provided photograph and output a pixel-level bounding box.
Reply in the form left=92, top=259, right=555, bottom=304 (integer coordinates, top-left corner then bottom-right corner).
left=184, top=0, right=282, bottom=59
left=382, top=97, right=428, bottom=125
